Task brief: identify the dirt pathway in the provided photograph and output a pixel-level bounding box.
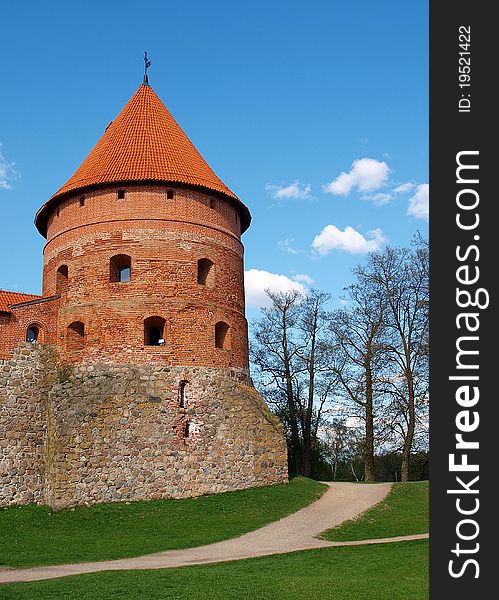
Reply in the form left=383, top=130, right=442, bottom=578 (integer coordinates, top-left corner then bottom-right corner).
left=0, top=482, right=427, bottom=584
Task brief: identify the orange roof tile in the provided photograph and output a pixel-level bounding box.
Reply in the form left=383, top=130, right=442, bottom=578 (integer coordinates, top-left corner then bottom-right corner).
left=35, top=84, right=250, bottom=236
left=0, top=290, right=42, bottom=313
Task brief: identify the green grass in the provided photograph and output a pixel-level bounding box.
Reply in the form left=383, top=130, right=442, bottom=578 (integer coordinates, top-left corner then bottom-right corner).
left=0, top=541, right=428, bottom=600
left=0, top=477, right=325, bottom=568
left=321, top=481, right=429, bottom=542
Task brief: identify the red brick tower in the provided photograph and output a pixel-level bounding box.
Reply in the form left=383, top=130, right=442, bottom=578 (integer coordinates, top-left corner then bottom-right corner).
left=34, top=83, right=250, bottom=367
left=0, top=81, right=288, bottom=508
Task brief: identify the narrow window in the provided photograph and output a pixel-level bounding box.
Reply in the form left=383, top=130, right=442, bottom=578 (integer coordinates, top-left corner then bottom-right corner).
left=110, top=254, right=131, bottom=283
left=79, top=196, right=85, bottom=207
left=166, top=190, right=174, bottom=200
left=183, top=420, right=190, bottom=438
left=144, top=316, right=166, bottom=346
left=197, top=258, right=214, bottom=286
left=26, top=325, right=39, bottom=343
left=56, top=265, right=69, bottom=295
left=215, top=321, right=230, bottom=349
left=209, top=199, right=215, bottom=209
left=67, top=321, right=85, bottom=350
left=56, top=207, right=60, bottom=217
left=117, top=189, right=126, bottom=200
left=178, top=380, right=188, bottom=408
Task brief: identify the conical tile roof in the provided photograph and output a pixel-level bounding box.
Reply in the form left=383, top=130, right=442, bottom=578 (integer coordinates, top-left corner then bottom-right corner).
left=35, top=84, right=250, bottom=236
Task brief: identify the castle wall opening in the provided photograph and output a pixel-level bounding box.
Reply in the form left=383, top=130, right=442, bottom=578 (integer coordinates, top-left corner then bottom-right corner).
left=56, top=265, right=68, bottom=296
left=215, top=321, right=230, bottom=349
left=26, top=324, right=41, bottom=343
left=197, top=258, right=214, bottom=286
left=179, top=380, right=188, bottom=407
left=110, top=254, right=132, bottom=283
left=67, top=321, right=85, bottom=350
left=144, top=316, right=165, bottom=346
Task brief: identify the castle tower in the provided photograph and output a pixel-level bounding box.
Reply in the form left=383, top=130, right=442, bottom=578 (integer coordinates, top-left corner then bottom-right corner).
left=35, top=83, right=251, bottom=368
left=0, top=81, right=288, bottom=508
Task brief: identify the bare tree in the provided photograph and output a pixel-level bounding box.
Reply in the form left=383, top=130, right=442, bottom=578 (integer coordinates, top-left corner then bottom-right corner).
left=251, top=289, right=335, bottom=477
left=329, top=283, right=387, bottom=482
left=355, top=237, right=429, bottom=481
left=296, top=290, right=335, bottom=476
left=250, top=238, right=428, bottom=482
left=252, top=289, right=305, bottom=473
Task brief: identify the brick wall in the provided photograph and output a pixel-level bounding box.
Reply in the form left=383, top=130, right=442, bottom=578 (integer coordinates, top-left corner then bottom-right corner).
left=0, top=298, right=59, bottom=360
left=38, top=184, right=249, bottom=367
left=1, top=184, right=251, bottom=366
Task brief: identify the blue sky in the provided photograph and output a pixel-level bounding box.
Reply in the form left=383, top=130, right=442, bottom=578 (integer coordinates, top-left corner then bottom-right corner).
left=0, top=0, right=428, bottom=321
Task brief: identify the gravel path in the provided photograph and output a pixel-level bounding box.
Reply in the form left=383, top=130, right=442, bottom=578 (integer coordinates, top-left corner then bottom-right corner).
left=0, top=482, right=427, bottom=584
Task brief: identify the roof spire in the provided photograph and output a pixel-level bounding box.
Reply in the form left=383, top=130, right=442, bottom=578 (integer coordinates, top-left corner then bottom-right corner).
left=143, top=51, right=151, bottom=85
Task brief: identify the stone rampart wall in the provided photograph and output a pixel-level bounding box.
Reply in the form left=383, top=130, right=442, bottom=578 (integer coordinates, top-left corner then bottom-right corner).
left=0, top=345, right=288, bottom=509
left=0, top=344, right=55, bottom=505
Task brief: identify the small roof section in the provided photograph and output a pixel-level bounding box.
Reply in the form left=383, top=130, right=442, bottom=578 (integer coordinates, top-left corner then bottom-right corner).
left=0, top=290, right=42, bottom=313
left=35, top=83, right=250, bottom=236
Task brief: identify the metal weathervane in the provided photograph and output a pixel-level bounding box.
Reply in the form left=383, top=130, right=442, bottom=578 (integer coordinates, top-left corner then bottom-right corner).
left=144, top=51, right=152, bottom=84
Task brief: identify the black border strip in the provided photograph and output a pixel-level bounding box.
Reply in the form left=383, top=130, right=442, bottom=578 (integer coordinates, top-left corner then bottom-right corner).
left=430, top=2, right=495, bottom=597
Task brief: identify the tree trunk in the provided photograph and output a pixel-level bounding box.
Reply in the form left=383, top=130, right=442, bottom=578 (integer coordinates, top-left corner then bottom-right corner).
left=364, top=360, right=376, bottom=482
left=301, top=444, right=311, bottom=477
left=364, top=415, right=375, bottom=481
left=285, top=370, right=303, bottom=475
left=302, top=311, right=317, bottom=479
left=401, top=379, right=415, bottom=481
left=282, top=311, right=303, bottom=475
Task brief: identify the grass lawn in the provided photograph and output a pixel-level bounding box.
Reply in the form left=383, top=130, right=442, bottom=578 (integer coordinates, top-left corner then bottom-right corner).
left=0, top=477, right=325, bottom=568
left=322, top=480, right=429, bottom=542
left=0, top=540, right=428, bottom=600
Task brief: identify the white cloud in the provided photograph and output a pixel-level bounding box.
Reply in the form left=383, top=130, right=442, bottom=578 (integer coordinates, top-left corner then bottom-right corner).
left=407, top=183, right=429, bottom=221
left=324, top=171, right=356, bottom=195
left=365, top=192, right=393, bottom=206
left=244, top=269, right=307, bottom=309
left=323, top=158, right=390, bottom=195
left=312, top=225, right=387, bottom=255
left=393, top=182, right=415, bottom=194
left=292, top=273, right=315, bottom=285
left=0, top=145, right=17, bottom=190
left=278, top=238, right=301, bottom=255
left=266, top=181, right=312, bottom=200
